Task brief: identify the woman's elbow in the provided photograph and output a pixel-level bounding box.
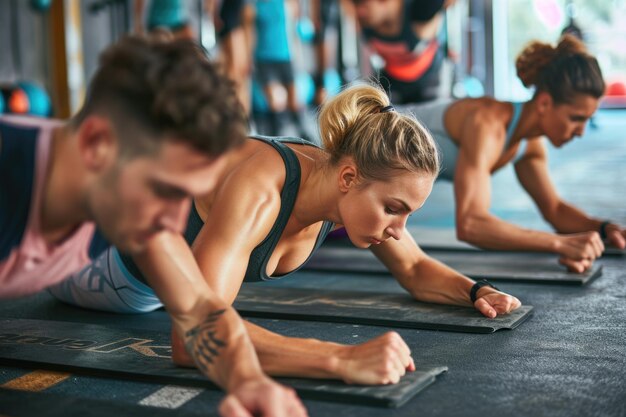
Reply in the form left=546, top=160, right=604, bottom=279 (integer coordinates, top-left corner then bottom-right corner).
left=455, top=214, right=482, bottom=244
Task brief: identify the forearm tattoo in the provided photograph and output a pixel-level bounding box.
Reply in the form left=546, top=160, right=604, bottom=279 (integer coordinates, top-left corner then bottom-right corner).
left=185, top=309, right=227, bottom=374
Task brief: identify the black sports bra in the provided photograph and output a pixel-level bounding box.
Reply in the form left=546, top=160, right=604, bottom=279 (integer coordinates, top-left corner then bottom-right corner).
left=184, top=135, right=335, bottom=282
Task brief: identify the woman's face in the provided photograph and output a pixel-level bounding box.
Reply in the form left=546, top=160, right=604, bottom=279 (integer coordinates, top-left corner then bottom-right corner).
left=338, top=170, right=435, bottom=248
left=539, top=93, right=599, bottom=148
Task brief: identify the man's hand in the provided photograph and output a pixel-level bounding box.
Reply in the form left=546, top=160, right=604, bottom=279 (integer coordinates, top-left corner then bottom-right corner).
left=220, top=376, right=308, bottom=417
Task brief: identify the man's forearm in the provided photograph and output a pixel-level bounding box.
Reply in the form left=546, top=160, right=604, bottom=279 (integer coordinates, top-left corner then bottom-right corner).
left=176, top=305, right=265, bottom=391
left=132, top=232, right=266, bottom=391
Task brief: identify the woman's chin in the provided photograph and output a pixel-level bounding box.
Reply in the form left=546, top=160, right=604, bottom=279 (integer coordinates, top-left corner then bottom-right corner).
left=350, top=238, right=371, bottom=249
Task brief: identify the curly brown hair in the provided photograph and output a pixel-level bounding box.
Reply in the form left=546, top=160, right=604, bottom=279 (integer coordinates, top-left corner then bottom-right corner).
left=515, top=34, right=605, bottom=104
left=72, top=35, right=247, bottom=158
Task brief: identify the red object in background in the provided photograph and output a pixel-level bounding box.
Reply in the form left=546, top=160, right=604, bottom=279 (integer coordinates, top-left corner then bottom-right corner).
left=606, top=81, right=626, bottom=97
left=601, top=78, right=626, bottom=109
left=8, top=89, right=30, bottom=114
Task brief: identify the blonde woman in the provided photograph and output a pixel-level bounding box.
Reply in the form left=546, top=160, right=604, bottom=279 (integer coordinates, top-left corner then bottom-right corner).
left=52, top=83, right=521, bottom=385
left=400, top=35, right=624, bottom=273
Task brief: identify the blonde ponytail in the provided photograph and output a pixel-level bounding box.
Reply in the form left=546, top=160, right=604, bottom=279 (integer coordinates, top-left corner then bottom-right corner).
left=318, top=83, right=439, bottom=181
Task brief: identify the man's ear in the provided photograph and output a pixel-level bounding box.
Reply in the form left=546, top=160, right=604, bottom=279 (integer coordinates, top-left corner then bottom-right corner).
left=535, top=91, right=553, bottom=115
left=76, top=115, right=119, bottom=172
left=338, top=158, right=359, bottom=193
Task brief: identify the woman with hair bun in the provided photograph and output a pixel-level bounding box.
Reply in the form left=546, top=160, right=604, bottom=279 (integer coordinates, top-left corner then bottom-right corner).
left=51, top=82, right=521, bottom=385
left=400, top=35, right=624, bottom=273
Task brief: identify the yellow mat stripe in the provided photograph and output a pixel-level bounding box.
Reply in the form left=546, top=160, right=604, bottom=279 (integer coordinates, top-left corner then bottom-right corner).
left=1, top=370, right=71, bottom=392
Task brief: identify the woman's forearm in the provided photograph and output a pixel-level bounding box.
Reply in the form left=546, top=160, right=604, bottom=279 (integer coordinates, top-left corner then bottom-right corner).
left=173, top=316, right=415, bottom=385
left=457, top=212, right=559, bottom=252
left=398, top=256, right=475, bottom=306
left=397, top=256, right=521, bottom=320
left=547, top=201, right=603, bottom=234
left=244, top=321, right=343, bottom=379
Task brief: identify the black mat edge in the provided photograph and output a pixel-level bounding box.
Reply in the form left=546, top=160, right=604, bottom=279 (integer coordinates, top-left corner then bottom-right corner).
left=238, top=309, right=497, bottom=334
left=303, top=263, right=597, bottom=285
left=305, top=252, right=602, bottom=285
left=462, top=264, right=603, bottom=286
left=324, top=232, right=626, bottom=257
left=603, top=247, right=626, bottom=256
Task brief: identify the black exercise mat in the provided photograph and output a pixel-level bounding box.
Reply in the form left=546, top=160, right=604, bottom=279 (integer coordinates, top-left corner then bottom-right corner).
left=234, top=287, right=533, bottom=334
left=305, top=247, right=603, bottom=285
left=327, top=227, right=625, bottom=257
left=603, top=246, right=626, bottom=256
left=324, top=227, right=476, bottom=251
left=407, top=227, right=478, bottom=251
left=0, top=319, right=446, bottom=408
left=0, top=388, right=213, bottom=417
left=408, top=227, right=625, bottom=257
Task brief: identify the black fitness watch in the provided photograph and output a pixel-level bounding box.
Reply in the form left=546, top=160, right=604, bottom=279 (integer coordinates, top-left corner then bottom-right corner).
left=470, top=279, right=499, bottom=303
left=599, top=221, right=611, bottom=240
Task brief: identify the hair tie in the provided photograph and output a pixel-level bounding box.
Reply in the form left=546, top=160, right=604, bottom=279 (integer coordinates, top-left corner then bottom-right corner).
left=380, top=105, right=395, bottom=113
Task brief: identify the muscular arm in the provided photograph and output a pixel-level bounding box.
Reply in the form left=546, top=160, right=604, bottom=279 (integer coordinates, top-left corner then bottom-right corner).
left=370, top=230, right=520, bottom=318
left=133, top=233, right=308, bottom=417
left=514, top=139, right=604, bottom=233
left=132, top=232, right=264, bottom=391
left=453, top=113, right=603, bottom=270
left=176, top=152, right=413, bottom=385
left=454, top=117, right=569, bottom=252
left=195, top=220, right=413, bottom=383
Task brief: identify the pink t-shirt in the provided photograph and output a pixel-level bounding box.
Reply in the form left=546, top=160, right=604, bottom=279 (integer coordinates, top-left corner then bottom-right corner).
left=0, top=116, right=96, bottom=299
